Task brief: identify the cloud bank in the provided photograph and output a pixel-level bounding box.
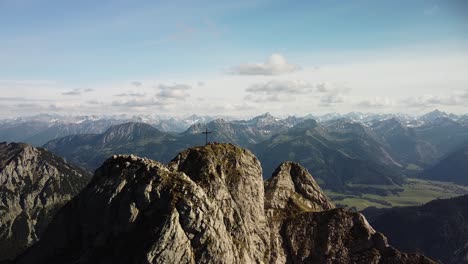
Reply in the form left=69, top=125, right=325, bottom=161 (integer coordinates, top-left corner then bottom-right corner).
left=62, top=88, right=93, bottom=96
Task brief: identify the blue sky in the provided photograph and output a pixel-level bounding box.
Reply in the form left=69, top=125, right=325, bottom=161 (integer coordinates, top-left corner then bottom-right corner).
left=1, top=0, right=468, bottom=117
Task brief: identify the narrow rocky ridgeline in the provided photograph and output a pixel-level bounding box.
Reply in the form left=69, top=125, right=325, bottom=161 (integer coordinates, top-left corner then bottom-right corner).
left=14, top=143, right=435, bottom=264
left=0, top=142, right=91, bottom=261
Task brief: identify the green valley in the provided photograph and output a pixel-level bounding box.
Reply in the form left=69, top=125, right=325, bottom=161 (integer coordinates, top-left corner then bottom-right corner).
left=326, top=178, right=468, bottom=210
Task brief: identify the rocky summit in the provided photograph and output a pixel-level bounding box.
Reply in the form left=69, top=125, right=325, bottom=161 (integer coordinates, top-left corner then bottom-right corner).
left=0, top=142, right=91, bottom=261
left=13, top=143, right=434, bottom=264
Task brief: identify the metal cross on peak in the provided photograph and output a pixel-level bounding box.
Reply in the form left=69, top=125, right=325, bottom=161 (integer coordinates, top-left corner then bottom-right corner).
left=202, top=127, right=212, bottom=145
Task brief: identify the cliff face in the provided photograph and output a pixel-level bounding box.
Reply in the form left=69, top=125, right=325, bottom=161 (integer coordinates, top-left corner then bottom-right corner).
left=169, top=144, right=269, bottom=263
left=0, top=142, right=91, bottom=261
left=14, top=143, right=434, bottom=264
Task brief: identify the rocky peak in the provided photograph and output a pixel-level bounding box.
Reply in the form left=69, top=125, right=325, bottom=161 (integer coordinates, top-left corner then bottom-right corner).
left=13, top=143, right=435, bottom=264
left=0, top=142, right=34, bottom=169
left=0, top=142, right=91, bottom=261
left=250, top=112, right=277, bottom=125
left=282, top=208, right=433, bottom=264
left=264, top=161, right=433, bottom=263
left=325, top=118, right=372, bottom=136
left=15, top=144, right=269, bottom=264
left=184, top=119, right=229, bottom=135
left=169, top=143, right=262, bottom=190
left=169, top=143, right=268, bottom=263
left=265, top=162, right=334, bottom=215
left=290, top=119, right=319, bottom=131
left=421, top=109, right=447, bottom=120
left=371, top=117, right=412, bottom=137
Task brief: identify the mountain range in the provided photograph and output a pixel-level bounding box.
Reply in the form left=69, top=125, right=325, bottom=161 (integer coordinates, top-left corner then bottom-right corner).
left=32, top=110, right=468, bottom=194
left=2, top=110, right=467, bottom=147
left=0, top=114, right=219, bottom=146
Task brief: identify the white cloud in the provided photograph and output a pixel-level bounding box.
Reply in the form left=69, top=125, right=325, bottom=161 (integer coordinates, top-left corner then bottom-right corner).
left=244, top=94, right=295, bottom=103
left=244, top=80, right=349, bottom=105
left=157, top=84, right=191, bottom=100
left=1, top=50, right=468, bottom=118
left=86, top=100, right=103, bottom=105
left=231, top=54, right=300, bottom=75
left=356, top=97, right=394, bottom=108
left=316, top=83, right=332, bottom=93
left=402, top=92, right=468, bottom=108
left=115, top=92, right=146, bottom=97
left=246, top=80, right=314, bottom=94
left=317, top=82, right=349, bottom=106
left=62, top=89, right=81, bottom=96
left=111, top=98, right=160, bottom=108
left=108, top=83, right=193, bottom=110
left=244, top=80, right=314, bottom=103
left=62, top=88, right=93, bottom=96
left=320, top=94, right=344, bottom=106
left=0, top=97, right=53, bottom=102
left=131, top=81, right=142, bottom=87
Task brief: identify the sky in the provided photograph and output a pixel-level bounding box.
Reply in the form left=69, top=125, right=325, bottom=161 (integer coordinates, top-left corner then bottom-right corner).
left=1, top=0, right=468, bottom=118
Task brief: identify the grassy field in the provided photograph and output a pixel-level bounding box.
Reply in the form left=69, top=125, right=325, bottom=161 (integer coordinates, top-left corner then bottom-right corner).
left=325, top=178, right=468, bottom=211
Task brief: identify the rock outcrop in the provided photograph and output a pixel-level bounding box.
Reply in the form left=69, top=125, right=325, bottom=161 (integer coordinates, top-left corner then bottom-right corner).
left=13, top=143, right=434, bottom=264
left=264, top=162, right=431, bottom=264
left=0, top=142, right=91, bottom=261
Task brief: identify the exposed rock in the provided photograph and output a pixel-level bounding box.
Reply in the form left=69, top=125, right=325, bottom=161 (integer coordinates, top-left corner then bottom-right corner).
left=265, top=162, right=334, bottom=215
left=265, top=162, right=335, bottom=263
left=263, top=161, right=431, bottom=264
left=0, top=142, right=91, bottom=261
left=13, top=143, right=435, bottom=264
left=169, top=144, right=269, bottom=263
left=282, top=209, right=433, bottom=264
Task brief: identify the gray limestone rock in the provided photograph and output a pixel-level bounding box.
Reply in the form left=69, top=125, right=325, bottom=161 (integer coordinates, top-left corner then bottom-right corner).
left=0, top=142, right=91, bottom=261
left=11, top=143, right=435, bottom=264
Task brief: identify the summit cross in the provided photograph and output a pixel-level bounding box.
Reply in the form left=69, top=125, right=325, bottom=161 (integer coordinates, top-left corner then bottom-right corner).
left=202, top=127, right=212, bottom=145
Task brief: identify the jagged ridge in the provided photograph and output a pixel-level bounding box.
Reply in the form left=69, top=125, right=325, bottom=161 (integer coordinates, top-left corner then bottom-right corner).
left=0, top=142, right=92, bottom=261
left=13, top=143, right=434, bottom=264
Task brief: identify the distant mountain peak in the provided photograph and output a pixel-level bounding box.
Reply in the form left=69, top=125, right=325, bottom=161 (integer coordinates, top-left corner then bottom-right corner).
left=99, top=122, right=162, bottom=145
left=250, top=112, right=277, bottom=123
left=259, top=112, right=273, bottom=118
left=430, top=109, right=444, bottom=114
left=104, top=121, right=158, bottom=132
left=421, top=109, right=449, bottom=121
